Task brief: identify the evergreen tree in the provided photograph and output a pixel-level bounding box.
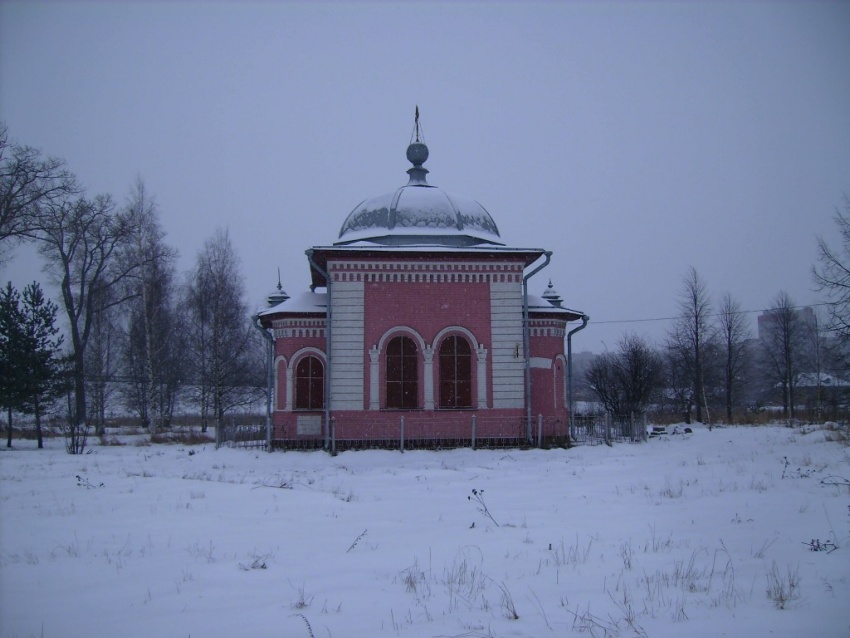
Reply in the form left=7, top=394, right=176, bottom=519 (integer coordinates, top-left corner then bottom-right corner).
left=0, top=282, right=65, bottom=447
left=1, top=282, right=27, bottom=445
left=18, top=282, right=66, bottom=447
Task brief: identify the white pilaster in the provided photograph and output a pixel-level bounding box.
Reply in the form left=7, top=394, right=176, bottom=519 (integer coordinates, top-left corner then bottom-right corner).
left=369, top=346, right=380, bottom=410
left=476, top=345, right=489, bottom=408
left=423, top=345, right=435, bottom=410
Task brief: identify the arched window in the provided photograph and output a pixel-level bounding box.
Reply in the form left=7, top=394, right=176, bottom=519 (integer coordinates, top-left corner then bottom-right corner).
left=294, top=356, right=324, bottom=410
left=439, top=335, right=472, bottom=408
left=386, top=335, right=418, bottom=409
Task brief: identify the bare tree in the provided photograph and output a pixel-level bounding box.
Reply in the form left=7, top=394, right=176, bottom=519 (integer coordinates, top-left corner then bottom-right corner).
left=668, top=267, right=714, bottom=423
left=760, top=291, right=805, bottom=420
left=0, top=123, right=76, bottom=262
left=586, top=333, right=662, bottom=417
left=119, top=179, right=181, bottom=434
left=800, top=308, right=829, bottom=420
left=717, top=292, right=751, bottom=424
left=813, top=195, right=850, bottom=349
left=585, top=352, right=622, bottom=416
left=27, top=192, right=141, bottom=453
left=86, top=284, right=120, bottom=436
left=184, top=229, right=259, bottom=441
left=663, top=333, right=695, bottom=422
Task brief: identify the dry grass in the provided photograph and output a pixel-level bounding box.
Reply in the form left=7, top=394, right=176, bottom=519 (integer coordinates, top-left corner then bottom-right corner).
left=150, top=429, right=214, bottom=445
left=823, top=422, right=850, bottom=445
left=765, top=561, right=801, bottom=609
left=98, top=434, right=126, bottom=446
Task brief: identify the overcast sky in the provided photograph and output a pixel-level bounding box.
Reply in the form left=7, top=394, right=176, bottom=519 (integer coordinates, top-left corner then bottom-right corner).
left=1, top=1, right=848, bottom=353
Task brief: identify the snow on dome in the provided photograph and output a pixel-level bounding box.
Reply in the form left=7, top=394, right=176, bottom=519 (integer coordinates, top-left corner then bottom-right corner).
left=336, top=141, right=503, bottom=248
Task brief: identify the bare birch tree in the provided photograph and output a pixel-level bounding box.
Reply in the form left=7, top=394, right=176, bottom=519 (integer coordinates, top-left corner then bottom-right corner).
left=760, top=291, right=805, bottom=420
left=185, top=229, right=258, bottom=441
left=812, top=195, right=850, bottom=349
left=86, top=283, right=120, bottom=436
left=717, top=292, right=750, bottom=424
left=800, top=308, right=828, bottom=420
left=668, top=267, right=714, bottom=423
left=119, top=179, right=181, bottom=434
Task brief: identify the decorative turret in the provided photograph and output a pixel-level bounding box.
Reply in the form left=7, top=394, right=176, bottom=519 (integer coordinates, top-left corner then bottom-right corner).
left=266, top=269, right=290, bottom=307
left=542, top=280, right=564, bottom=308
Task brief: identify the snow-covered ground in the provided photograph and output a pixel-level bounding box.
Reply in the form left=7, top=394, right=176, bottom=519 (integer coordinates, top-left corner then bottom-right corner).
left=1, top=424, right=848, bottom=638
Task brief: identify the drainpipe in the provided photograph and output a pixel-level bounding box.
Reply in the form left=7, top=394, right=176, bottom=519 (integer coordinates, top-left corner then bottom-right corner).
left=567, top=314, right=590, bottom=434
left=252, top=314, right=274, bottom=452
left=523, top=251, right=552, bottom=439
left=306, top=249, right=331, bottom=451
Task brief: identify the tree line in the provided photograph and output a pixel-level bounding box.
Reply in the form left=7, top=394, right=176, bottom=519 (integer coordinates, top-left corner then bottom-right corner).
left=0, top=124, right=265, bottom=453
left=584, top=202, right=850, bottom=425
left=3, top=124, right=848, bottom=449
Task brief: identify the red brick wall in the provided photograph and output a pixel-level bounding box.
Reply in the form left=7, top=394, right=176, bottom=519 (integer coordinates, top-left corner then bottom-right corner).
left=364, top=279, right=491, bottom=409
left=529, top=318, right=568, bottom=418
left=270, top=407, right=573, bottom=444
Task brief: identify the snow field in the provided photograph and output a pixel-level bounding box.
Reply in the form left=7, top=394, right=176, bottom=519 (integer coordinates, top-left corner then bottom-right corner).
left=0, top=424, right=848, bottom=637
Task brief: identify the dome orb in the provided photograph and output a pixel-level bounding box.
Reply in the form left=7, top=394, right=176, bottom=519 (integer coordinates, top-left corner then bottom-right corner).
left=406, top=142, right=429, bottom=166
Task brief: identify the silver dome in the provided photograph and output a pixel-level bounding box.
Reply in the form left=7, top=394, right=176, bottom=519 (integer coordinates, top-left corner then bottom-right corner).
left=336, top=142, right=503, bottom=247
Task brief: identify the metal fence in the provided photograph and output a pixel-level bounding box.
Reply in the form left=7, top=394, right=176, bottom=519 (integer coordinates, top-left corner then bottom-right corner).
left=321, top=414, right=571, bottom=453
left=269, top=412, right=649, bottom=453
left=219, top=423, right=268, bottom=450
left=570, top=413, right=647, bottom=445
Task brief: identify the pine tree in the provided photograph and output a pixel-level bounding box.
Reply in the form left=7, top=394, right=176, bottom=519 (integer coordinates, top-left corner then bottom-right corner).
left=1, top=282, right=27, bottom=446
left=0, top=282, right=65, bottom=448
left=19, top=282, right=66, bottom=447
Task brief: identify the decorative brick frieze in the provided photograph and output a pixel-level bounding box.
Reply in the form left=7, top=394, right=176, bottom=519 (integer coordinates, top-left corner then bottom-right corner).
left=272, top=317, right=327, bottom=339
left=328, top=259, right=524, bottom=284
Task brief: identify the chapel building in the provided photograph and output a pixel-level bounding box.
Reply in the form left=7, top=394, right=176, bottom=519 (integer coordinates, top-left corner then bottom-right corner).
left=258, top=121, right=586, bottom=450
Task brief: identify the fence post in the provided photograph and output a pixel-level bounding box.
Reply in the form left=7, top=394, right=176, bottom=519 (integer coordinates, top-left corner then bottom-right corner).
left=537, top=414, right=543, bottom=448
left=266, top=414, right=273, bottom=452
left=471, top=414, right=477, bottom=450
left=400, top=415, right=405, bottom=453
left=605, top=413, right=611, bottom=444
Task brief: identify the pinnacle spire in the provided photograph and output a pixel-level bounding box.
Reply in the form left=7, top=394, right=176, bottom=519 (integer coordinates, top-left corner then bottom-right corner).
left=405, top=106, right=430, bottom=185
left=411, top=105, right=425, bottom=144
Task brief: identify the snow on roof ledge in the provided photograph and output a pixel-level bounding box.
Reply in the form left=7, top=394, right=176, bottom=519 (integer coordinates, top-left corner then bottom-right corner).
left=257, top=290, right=327, bottom=317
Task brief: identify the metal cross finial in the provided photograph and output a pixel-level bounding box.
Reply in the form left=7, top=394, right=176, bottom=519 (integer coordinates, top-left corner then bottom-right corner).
left=412, top=105, right=424, bottom=144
